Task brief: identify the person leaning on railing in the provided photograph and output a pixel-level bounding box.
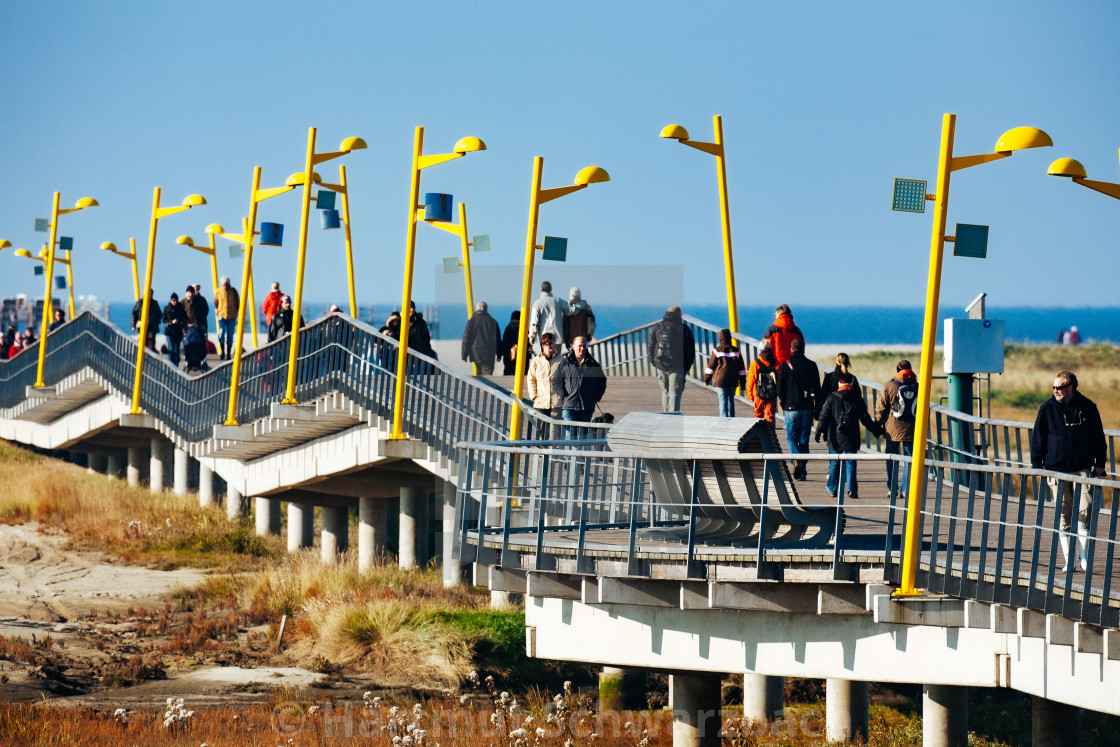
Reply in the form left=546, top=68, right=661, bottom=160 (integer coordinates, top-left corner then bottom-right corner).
left=1030, top=369, right=1107, bottom=572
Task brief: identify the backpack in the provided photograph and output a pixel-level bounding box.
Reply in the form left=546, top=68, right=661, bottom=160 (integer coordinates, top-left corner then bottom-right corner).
left=891, top=380, right=919, bottom=422
left=655, top=322, right=680, bottom=366
left=837, top=396, right=855, bottom=430
left=755, top=366, right=778, bottom=401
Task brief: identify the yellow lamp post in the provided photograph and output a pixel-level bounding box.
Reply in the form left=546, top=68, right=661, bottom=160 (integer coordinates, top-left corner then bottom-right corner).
left=100, top=239, right=141, bottom=302
left=426, top=201, right=481, bottom=374
left=281, top=128, right=366, bottom=405
left=316, top=164, right=360, bottom=317
left=205, top=222, right=260, bottom=349
left=1047, top=150, right=1120, bottom=200
left=34, top=193, right=98, bottom=387
left=175, top=231, right=221, bottom=296
left=16, top=246, right=76, bottom=320
left=129, top=190, right=206, bottom=414
left=389, top=127, right=486, bottom=439
left=896, top=115, right=1052, bottom=598
left=660, top=115, right=739, bottom=334
left=507, top=159, right=610, bottom=440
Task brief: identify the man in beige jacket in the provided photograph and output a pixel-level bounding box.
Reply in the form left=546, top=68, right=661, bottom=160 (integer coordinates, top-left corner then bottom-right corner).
left=527, top=332, right=565, bottom=437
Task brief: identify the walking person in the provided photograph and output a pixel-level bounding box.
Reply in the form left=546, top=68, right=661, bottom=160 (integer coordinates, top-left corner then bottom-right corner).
left=746, top=343, right=779, bottom=424
left=527, top=332, right=565, bottom=437
left=1030, top=369, right=1107, bottom=571
left=214, top=276, right=240, bottom=361
left=262, top=281, right=284, bottom=326
left=191, top=283, right=210, bottom=334
left=162, top=292, right=188, bottom=367
left=815, top=373, right=883, bottom=499
left=778, top=338, right=821, bottom=480
left=408, top=301, right=436, bottom=358
left=820, top=352, right=860, bottom=407
left=499, top=310, right=526, bottom=375
left=647, top=306, right=695, bottom=412
left=873, top=360, right=919, bottom=498
left=48, top=308, right=66, bottom=331
left=560, top=336, right=607, bottom=429
left=130, top=291, right=161, bottom=351
left=563, top=286, right=596, bottom=348
left=460, top=301, right=501, bottom=375
left=703, top=328, right=746, bottom=418
left=763, top=304, right=805, bottom=365
left=267, top=295, right=301, bottom=342
left=528, top=280, right=567, bottom=350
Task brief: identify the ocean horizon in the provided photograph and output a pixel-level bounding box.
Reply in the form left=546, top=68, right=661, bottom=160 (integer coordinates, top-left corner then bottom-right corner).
left=100, top=303, right=1120, bottom=346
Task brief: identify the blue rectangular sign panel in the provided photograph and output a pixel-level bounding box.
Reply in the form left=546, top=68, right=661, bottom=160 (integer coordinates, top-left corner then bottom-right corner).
left=542, top=236, right=568, bottom=262
left=59, top=236, right=73, bottom=251
left=953, top=223, right=989, bottom=258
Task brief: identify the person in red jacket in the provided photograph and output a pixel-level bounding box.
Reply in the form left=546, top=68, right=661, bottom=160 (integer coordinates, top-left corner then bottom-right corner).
left=763, top=304, right=805, bottom=365
left=262, top=281, right=284, bottom=325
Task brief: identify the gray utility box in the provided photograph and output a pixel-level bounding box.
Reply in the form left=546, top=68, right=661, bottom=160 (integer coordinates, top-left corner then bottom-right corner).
left=944, top=318, right=1004, bottom=374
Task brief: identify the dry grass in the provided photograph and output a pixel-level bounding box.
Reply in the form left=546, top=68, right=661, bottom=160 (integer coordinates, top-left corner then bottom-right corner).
left=0, top=440, right=283, bottom=570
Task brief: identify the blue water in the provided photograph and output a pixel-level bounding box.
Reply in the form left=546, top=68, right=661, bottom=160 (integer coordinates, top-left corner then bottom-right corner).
left=107, top=303, right=1120, bottom=345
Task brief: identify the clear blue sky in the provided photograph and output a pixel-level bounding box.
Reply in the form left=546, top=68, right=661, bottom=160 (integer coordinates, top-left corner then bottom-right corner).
left=2, top=1, right=1118, bottom=312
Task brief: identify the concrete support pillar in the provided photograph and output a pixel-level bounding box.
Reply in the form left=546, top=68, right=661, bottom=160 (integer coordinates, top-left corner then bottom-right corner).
left=358, top=497, right=387, bottom=572
left=442, top=481, right=459, bottom=587
left=287, top=502, right=315, bottom=552
left=599, top=667, right=645, bottom=712
left=173, top=448, right=189, bottom=496
left=742, top=674, right=783, bottom=723
left=87, top=454, right=107, bottom=475
left=150, top=438, right=171, bottom=493
left=668, top=672, right=722, bottom=747
left=321, top=505, right=349, bottom=563
left=106, top=452, right=124, bottom=479
left=825, top=678, right=868, bottom=744
left=923, top=684, right=968, bottom=747
left=254, top=497, right=281, bottom=536
left=198, top=464, right=214, bottom=508
left=126, top=447, right=143, bottom=487
left=226, top=484, right=242, bottom=520
left=1032, top=695, right=1080, bottom=747
left=398, top=486, right=428, bottom=570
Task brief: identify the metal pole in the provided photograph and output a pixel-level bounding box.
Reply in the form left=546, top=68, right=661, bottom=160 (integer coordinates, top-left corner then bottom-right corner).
left=390, top=126, right=425, bottom=439
left=34, top=192, right=62, bottom=387
left=509, top=156, right=545, bottom=440
left=712, top=115, right=738, bottom=334
left=283, top=127, right=318, bottom=404
left=131, top=187, right=162, bottom=414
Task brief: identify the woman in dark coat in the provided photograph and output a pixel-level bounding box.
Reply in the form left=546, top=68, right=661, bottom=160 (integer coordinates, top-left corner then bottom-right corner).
left=814, top=373, right=882, bottom=499
left=500, top=310, right=529, bottom=375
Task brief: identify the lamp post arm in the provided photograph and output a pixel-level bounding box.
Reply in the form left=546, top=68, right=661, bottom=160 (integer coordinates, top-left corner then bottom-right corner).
left=417, top=152, right=463, bottom=170
left=538, top=183, right=586, bottom=205
left=425, top=219, right=466, bottom=239
left=155, top=204, right=191, bottom=220
left=950, top=151, right=1010, bottom=172
left=311, top=149, right=349, bottom=166
left=254, top=185, right=297, bottom=203
left=680, top=139, right=722, bottom=157
left=1072, top=177, right=1120, bottom=201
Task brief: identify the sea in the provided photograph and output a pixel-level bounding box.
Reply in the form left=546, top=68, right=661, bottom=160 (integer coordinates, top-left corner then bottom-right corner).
left=104, top=303, right=1120, bottom=345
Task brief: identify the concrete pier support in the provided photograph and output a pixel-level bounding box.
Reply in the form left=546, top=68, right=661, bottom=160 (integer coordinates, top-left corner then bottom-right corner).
left=742, top=674, right=783, bottom=723
left=106, top=452, right=124, bottom=480
left=1032, top=695, right=1080, bottom=747
left=126, top=447, right=143, bottom=487
left=198, top=464, right=214, bottom=507
left=87, top=454, right=107, bottom=475
left=399, top=486, right=428, bottom=570
left=226, top=484, right=243, bottom=520
left=287, top=503, right=315, bottom=552
left=490, top=590, right=514, bottom=608
left=321, top=505, right=349, bottom=563
left=442, top=481, right=459, bottom=587
left=825, top=678, right=868, bottom=744
left=599, top=667, right=645, bottom=712
left=150, top=438, right=171, bottom=493
left=923, top=684, right=968, bottom=747
left=668, top=672, right=722, bottom=747
left=358, top=497, right=387, bottom=572
left=173, top=448, right=189, bottom=496
left=254, top=497, right=281, bottom=536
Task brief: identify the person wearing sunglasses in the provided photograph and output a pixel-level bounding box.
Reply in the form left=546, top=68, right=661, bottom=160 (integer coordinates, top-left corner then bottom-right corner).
left=1030, top=369, right=1107, bottom=571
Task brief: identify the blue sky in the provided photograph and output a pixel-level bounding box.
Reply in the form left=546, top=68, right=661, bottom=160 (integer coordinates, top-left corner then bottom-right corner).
left=2, top=1, right=1118, bottom=312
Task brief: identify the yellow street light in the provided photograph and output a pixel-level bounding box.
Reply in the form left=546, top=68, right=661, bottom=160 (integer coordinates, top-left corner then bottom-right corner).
left=0, top=240, right=11, bottom=251
left=897, top=115, right=1052, bottom=598
left=508, top=159, right=610, bottom=440
left=389, top=127, right=486, bottom=439
left=175, top=232, right=220, bottom=296
left=282, top=128, right=366, bottom=405
left=660, top=115, right=739, bottom=334
left=130, top=190, right=206, bottom=414
left=426, top=201, right=482, bottom=375
left=1048, top=150, right=1120, bottom=200
left=34, top=193, right=98, bottom=387
left=100, top=239, right=141, bottom=302
left=316, top=165, right=360, bottom=317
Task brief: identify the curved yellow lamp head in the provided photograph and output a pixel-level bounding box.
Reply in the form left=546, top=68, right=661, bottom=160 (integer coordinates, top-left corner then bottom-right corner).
left=182, top=194, right=207, bottom=208
left=340, top=136, right=367, bottom=152
left=575, top=166, right=610, bottom=185
left=454, top=136, right=487, bottom=154
left=15, top=249, right=32, bottom=258
left=1047, top=158, right=1088, bottom=179
left=660, top=124, right=690, bottom=141
left=37, top=247, right=49, bottom=258
left=100, top=242, right=117, bottom=252
left=75, top=197, right=99, bottom=209
left=206, top=224, right=226, bottom=235
left=994, top=127, right=1053, bottom=154
left=175, top=235, right=195, bottom=246
left=0, top=239, right=11, bottom=250
left=285, top=172, right=306, bottom=187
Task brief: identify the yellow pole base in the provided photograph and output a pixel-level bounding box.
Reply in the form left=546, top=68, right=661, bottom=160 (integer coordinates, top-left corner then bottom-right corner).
left=891, top=588, right=925, bottom=598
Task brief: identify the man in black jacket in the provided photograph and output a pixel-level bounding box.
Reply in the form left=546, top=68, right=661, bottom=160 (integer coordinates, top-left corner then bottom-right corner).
left=778, top=339, right=821, bottom=480
left=1030, top=369, right=1107, bottom=571
left=460, top=301, right=500, bottom=375
left=561, top=337, right=606, bottom=428
left=646, top=306, right=695, bottom=412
